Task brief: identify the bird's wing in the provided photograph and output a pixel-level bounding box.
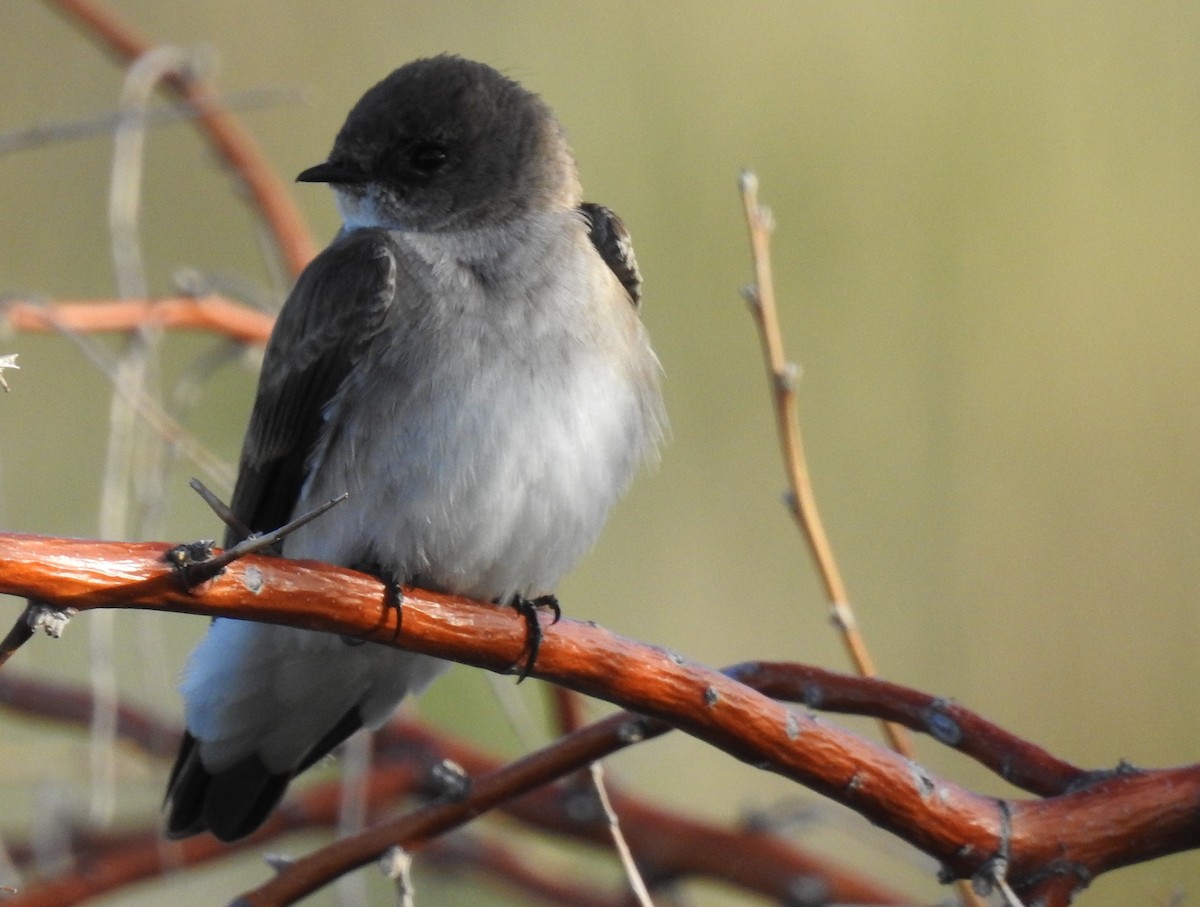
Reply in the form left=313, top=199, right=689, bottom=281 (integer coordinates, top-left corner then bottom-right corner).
left=579, top=202, right=642, bottom=308
left=166, top=227, right=400, bottom=842
left=226, top=227, right=398, bottom=546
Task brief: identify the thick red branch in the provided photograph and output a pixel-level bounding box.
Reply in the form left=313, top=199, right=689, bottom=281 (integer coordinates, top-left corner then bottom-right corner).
left=0, top=533, right=999, bottom=868
left=1, top=530, right=1198, bottom=900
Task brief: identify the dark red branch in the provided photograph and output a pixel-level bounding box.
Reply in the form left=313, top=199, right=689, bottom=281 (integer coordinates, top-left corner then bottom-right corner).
left=0, top=677, right=905, bottom=905
left=727, top=661, right=1087, bottom=796
left=0, top=672, right=178, bottom=758
left=381, top=719, right=907, bottom=905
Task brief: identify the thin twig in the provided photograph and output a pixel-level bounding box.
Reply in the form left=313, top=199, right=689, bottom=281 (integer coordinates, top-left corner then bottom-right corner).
left=738, top=171, right=911, bottom=753
left=0, top=86, right=306, bottom=155
left=86, top=51, right=184, bottom=827
left=588, top=761, right=655, bottom=907
left=335, top=733, right=372, bottom=907
left=173, top=492, right=349, bottom=587
left=0, top=606, right=36, bottom=669
left=739, top=172, right=987, bottom=907
left=550, top=686, right=588, bottom=733
left=47, top=321, right=235, bottom=490
left=188, top=478, right=251, bottom=540
left=379, top=847, right=414, bottom=907
left=0, top=603, right=78, bottom=670
left=3, top=296, right=274, bottom=344
left=48, top=0, right=319, bottom=277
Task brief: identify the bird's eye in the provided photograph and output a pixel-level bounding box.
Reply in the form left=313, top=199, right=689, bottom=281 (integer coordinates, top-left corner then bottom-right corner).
left=409, top=143, right=449, bottom=175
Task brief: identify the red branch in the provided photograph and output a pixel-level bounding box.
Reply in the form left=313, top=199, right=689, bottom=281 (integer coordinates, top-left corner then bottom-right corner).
left=0, top=672, right=177, bottom=759
left=379, top=719, right=905, bottom=906
left=727, top=662, right=1087, bottom=796
left=2, top=531, right=1200, bottom=905
left=4, top=763, right=425, bottom=907
left=4, top=297, right=274, bottom=345
left=0, top=675, right=905, bottom=906
left=46, top=0, right=318, bottom=276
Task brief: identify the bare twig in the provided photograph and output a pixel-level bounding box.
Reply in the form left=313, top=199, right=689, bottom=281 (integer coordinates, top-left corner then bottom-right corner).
left=0, top=603, right=77, bottom=669
left=726, top=662, right=1086, bottom=796
left=549, top=685, right=588, bottom=734
left=335, top=733, right=372, bottom=907
left=378, top=847, right=414, bottom=907
left=85, top=48, right=195, bottom=827
left=0, top=86, right=305, bottom=155
left=738, top=172, right=903, bottom=734
left=171, top=492, right=348, bottom=587
left=0, top=607, right=36, bottom=669
left=588, top=761, right=655, bottom=907
left=3, top=296, right=274, bottom=344
left=48, top=323, right=235, bottom=491
left=110, top=46, right=201, bottom=299
left=188, top=478, right=252, bottom=541
left=48, top=0, right=318, bottom=277
left=740, top=171, right=985, bottom=907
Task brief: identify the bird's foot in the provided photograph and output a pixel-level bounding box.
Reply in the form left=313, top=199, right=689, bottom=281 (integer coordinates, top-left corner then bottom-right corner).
left=345, top=562, right=405, bottom=646
left=510, top=594, right=560, bottom=682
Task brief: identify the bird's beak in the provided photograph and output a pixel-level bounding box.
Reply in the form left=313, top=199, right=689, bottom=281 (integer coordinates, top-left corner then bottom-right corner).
left=296, top=162, right=370, bottom=185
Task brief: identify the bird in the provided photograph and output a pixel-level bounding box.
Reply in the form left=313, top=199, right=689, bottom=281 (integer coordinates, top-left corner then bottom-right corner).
left=163, top=54, right=665, bottom=842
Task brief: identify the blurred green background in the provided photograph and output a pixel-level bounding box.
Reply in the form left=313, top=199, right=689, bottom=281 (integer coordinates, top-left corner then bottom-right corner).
left=2, top=2, right=1199, bottom=904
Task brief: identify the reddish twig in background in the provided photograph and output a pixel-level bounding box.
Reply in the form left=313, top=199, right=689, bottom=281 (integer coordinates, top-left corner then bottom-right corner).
left=3, top=761, right=428, bottom=907
left=377, top=719, right=907, bottom=907
left=0, top=672, right=177, bottom=759
left=4, top=297, right=273, bottom=345
left=421, top=835, right=630, bottom=907
left=46, top=0, right=318, bottom=277
left=2, top=532, right=1200, bottom=906
left=549, top=685, right=588, bottom=734
left=0, top=675, right=906, bottom=906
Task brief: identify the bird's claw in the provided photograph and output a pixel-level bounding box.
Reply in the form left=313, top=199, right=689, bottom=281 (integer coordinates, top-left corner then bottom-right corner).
left=343, top=564, right=404, bottom=646
left=512, top=594, right=560, bottom=682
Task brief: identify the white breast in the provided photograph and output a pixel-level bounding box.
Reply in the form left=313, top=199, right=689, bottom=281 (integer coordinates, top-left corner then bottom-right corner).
left=284, top=211, right=664, bottom=602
